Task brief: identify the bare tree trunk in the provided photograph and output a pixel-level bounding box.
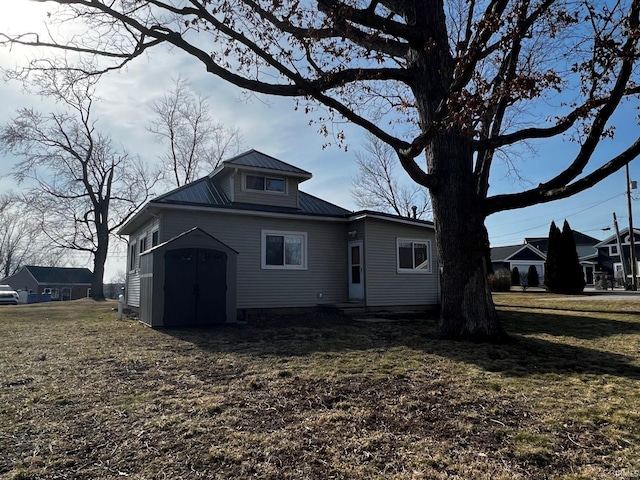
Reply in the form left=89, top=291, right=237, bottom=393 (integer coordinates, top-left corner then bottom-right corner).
left=430, top=156, right=507, bottom=341
left=409, top=1, right=507, bottom=342
left=91, top=223, right=108, bottom=301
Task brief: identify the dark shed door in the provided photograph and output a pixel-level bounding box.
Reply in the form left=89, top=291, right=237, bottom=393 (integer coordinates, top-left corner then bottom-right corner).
left=164, top=248, right=227, bottom=326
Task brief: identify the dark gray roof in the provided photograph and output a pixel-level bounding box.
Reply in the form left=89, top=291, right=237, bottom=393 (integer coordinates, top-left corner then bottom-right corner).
left=525, top=231, right=600, bottom=251
left=223, top=150, right=312, bottom=177
left=491, top=245, right=525, bottom=262
left=154, top=177, right=229, bottom=205
left=576, top=245, right=597, bottom=258
left=350, top=209, right=435, bottom=227
left=491, top=244, right=546, bottom=263
left=152, top=177, right=350, bottom=218
left=299, top=192, right=351, bottom=216
left=26, top=266, right=93, bottom=284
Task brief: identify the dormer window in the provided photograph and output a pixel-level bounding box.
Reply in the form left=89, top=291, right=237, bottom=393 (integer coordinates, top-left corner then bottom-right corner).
left=245, top=174, right=285, bottom=193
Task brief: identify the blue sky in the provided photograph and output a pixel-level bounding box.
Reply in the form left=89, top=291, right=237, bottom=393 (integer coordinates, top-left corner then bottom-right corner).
left=1, top=1, right=639, bottom=279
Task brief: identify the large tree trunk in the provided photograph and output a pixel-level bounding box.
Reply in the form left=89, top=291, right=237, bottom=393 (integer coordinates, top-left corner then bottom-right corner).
left=430, top=152, right=508, bottom=341
left=407, top=0, right=508, bottom=342
left=91, top=223, right=108, bottom=301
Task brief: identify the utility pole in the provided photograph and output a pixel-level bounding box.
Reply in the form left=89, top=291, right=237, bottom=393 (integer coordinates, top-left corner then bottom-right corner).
left=613, top=212, right=627, bottom=289
left=626, top=163, right=637, bottom=290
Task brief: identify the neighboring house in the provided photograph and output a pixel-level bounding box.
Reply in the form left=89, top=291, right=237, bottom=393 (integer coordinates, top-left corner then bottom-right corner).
left=0, top=266, right=93, bottom=302
left=490, top=244, right=547, bottom=285
left=525, top=230, right=601, bottom=259
left=525, top=231, right=601, bottom=284
left=495, top=228, right=640, bottom=287
left=118, top=150, right=440, bottom=327
left=592, top=227, right=640, bottom=285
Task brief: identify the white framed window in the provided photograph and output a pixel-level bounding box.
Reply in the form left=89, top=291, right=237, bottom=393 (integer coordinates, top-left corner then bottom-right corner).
left=152, top=230, right=159, bottom=247
left=610, top=245, right=619, bottom=256
left=245, top=174, right=286, bottom=193
left=261, top=230, right=307, bottom=269
left=397, top=238, right=432, bottom=273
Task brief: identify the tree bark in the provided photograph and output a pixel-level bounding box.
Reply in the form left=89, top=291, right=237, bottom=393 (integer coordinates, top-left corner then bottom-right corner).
left=409, top=0, right=508, bottom=342
left=429, top=147, right=507, bottom=341
left=91, top=218, right=108, bottom=301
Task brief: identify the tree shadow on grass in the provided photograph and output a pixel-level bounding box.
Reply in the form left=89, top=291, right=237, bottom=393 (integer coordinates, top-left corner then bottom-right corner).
left=159, top=310, right=640, bottom=381
left=499, top=307, right=640, bottom=340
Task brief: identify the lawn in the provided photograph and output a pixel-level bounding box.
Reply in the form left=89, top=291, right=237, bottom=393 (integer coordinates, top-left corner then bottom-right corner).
left=0, top=295, right=639, bottom=479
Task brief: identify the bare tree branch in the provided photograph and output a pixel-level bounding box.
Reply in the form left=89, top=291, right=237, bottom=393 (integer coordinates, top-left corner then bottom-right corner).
left=148, top=76, right=245, bottom=187
left=0, top=65, right=161, bottom=298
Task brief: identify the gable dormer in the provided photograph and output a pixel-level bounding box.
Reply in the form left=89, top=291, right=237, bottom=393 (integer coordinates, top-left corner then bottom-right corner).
left=210, top=150, right=312, bottom=209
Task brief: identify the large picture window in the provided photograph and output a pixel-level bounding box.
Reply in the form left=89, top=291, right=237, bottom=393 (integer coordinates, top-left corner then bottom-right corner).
left=262, top=230, right=307, bottom=269
left=246, top=174, right=285, bottom=193
left=397, top=239, right=431, bottom=273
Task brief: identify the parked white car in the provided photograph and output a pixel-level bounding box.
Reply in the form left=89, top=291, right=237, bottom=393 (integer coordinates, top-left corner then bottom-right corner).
left=0, top=285, right=19, bottom=305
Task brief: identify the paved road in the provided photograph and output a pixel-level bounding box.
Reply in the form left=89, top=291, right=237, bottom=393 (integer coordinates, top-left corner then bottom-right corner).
left=568, top=287, right=640, bottom=301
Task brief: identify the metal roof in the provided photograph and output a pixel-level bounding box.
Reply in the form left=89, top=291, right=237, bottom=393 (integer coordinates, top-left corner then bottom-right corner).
left=154, top=177, right=229, bottom=205
left=223, top=150, right=312, bottom=177
left=152, top=178, right=350, bottom=218
left=299, top=191, right=351, bottom=216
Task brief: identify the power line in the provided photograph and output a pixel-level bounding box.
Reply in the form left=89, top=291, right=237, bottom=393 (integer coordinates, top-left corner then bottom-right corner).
left=490, top=193, right=626, bottom=241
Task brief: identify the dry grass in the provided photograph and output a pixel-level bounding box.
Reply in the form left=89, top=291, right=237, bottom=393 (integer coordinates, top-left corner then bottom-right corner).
left=0, top=295, right=639, bottom=479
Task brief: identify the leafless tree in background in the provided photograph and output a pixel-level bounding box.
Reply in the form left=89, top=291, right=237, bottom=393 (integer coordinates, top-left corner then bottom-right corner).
left=0, top=68, right=160, bottom=299
left=149, top=76, right=245, bottom=187
left=352, top=134, right=431, bottom=219
left=0, top=193, right=66, bottom=278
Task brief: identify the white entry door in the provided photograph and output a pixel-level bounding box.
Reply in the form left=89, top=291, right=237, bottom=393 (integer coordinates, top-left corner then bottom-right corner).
left=348, top=241, right=364, bottom=301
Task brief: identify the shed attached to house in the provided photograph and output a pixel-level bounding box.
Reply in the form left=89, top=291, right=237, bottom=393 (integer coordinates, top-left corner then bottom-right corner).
left=139, top=227, right=238, bottom=327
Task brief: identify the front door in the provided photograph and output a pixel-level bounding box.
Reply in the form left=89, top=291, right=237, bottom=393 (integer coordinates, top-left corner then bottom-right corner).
left=348, top=241, right=364, bottom=301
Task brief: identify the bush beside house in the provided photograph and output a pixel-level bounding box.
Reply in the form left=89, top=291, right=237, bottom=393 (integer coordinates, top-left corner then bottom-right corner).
left=489, top=269, right=512, bottom=292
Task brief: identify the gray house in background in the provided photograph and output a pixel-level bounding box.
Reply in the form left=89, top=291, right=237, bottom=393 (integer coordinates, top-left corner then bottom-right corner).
left=118, top=150, right=440, bottom=327
left=492, top=230, right=604, bottom=287
left=0, top=266, right=93, bottom=302
left=593, top=227, right=640, bottom=285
